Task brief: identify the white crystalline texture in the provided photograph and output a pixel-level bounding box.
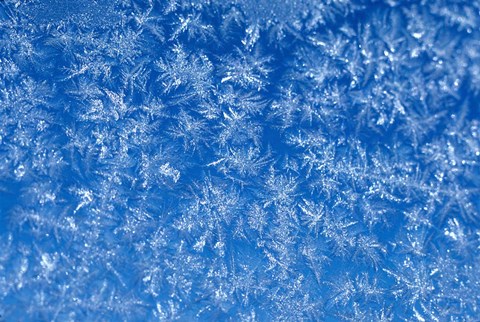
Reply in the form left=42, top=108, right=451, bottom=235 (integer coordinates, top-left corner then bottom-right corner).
left=0, top=0, right=479, bottom=320
left=159, top=163, right=180, bottom=183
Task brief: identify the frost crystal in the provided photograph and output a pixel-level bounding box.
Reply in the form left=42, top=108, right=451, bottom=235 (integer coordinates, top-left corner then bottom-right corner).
left=0, top=0, right=479, bottom=320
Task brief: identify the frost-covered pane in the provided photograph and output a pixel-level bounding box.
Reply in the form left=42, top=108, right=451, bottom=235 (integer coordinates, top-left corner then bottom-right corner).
left=0, top=0, right=479, bottom=320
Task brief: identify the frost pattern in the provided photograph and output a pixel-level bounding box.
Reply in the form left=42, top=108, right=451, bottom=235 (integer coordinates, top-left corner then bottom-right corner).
left=0, top=0, right=480, bottom=321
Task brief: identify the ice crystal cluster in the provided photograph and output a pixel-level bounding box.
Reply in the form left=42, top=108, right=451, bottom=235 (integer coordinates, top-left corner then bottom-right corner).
left=1, top=0, right=480, bottom=321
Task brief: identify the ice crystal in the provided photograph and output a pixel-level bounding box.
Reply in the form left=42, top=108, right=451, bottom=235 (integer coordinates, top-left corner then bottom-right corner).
left=0, top=0, right=479, bottom=320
